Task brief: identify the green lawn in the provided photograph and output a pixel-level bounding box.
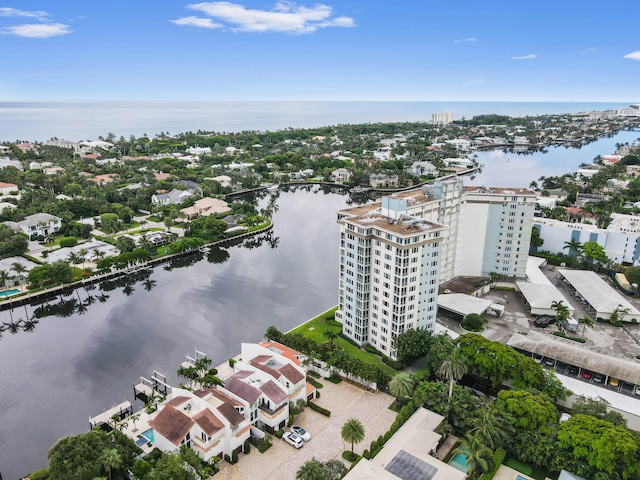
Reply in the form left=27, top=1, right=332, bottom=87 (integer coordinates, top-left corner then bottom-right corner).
left=290, top=306, right=397, bottom=377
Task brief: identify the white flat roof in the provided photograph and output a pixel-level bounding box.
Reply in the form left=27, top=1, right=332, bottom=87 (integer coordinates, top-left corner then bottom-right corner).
left=437, top=293, right=492, bottom=316
left=516, top=282, right=574, bottom=312
left=526, top=256, right=552, bottom=285
left=557, top=269, right=640, bottom=317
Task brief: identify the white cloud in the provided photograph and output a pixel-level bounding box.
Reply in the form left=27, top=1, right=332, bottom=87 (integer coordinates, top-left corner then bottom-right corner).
left=512, top=54, right=537, bottom=60
left=171, top=16, right=223, bottom=29
left=3, top=23, right=72, bottom=38
left=624, top=51, right=640, bottom=61
left=174, top=1, right=355, bottom=33
left=454, top=37, right=476, bottom=44
left=0, top=7, right=48, bottom=20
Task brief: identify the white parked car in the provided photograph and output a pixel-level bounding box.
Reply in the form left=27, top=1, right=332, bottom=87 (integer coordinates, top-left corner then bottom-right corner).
left=290, top=425, right=311, bottom=441
left=282, top=432, right=304, bottom=449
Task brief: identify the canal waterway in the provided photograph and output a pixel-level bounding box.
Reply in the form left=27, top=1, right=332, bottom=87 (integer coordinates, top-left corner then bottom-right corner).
left=0, top=129, right=639, bottom=478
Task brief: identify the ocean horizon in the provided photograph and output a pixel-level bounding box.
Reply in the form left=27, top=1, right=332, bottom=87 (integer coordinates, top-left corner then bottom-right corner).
left=0, top=100, right=634, bottom=143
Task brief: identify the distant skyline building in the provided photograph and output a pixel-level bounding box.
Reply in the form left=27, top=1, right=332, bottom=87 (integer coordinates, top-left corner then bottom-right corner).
left=336, top=179, right=536, bottom=356
left=431, top=112, right=454, bottom=125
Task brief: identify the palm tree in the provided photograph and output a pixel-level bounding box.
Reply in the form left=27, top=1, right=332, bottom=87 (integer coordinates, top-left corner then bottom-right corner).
left=92, top=249, right=106, bottom=264
left=0, top=269, right=8, bottom=290
left=438, top=346, right=468, bottom=400
left=78, top=247, right=88, bottom=270
left=469, top=403, right=506, bottom=449
left=296, top=459, right=324, bottom=480
left=341, top=418, right=365, bottom=456
left=389, top=372, right=415, bottom=401
left=551, top=300, right=570, bottom=325
left=578, top=315, right=594, bottom=338
left=10, top=262, right=27, bottom=284
left=563, top=238, right=583, bottom=258
left=323, top=329, right=338, bottom=349
left=454, top=433, right=493, bottom=478
left=45, top=233, right=55, bottom=252
left=99, top=447, right=122, bottom=480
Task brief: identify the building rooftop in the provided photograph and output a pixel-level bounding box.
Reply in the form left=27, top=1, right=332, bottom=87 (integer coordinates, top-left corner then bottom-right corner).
left=437, top=293, right=493, bottom=317
left=557, top=269, right=640, bottom=317
left=149, top=405, right=194, bottom=446
left=507, top=330, right=640, bottom=386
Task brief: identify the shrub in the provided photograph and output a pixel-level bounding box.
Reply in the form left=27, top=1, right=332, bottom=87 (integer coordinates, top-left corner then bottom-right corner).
left=243, top=439, right=250, bottom=454
left=381, top=356, right=405, bottom=370
left=461, top=313, right=487, bottom=332
left=229, top=358, right=236, bottom=367
left=342, top=451, right=359, bottom=462
left=364, top=345, right=380, bottom=355
left=258, top=436, right=272, bottom=453
left=308, top=402, right=331, bottom=417
left=274, top=430, right=285, bottom=439
left=307, top=370, right=321, bottom=378
left=326, top=375, right=342, bottom=384
left=551, top=331, right=586, bottom=343
left=131, top=460, right=152, bottom=479
left=231, top=451, right=238, bottom=464
left=363, top=449, right=370, bottom=460
left=59, top=237, right=78, bottom=248
left=28, top=468, right=50, bottom=480
left=306, top=377, right=323, bottom=389
left=224, top=454, right=231, bottom=464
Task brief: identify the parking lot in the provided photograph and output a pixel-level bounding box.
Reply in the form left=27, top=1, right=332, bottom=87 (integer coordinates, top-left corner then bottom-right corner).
left=217, top=380, right=396, bottom=480
left=436, top=263, right=640, bottom=404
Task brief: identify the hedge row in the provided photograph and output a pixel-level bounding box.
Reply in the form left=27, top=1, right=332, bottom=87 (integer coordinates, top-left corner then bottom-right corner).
left=363, top=400, right=420, bottom=460
left=381, top=356, right=405, bottom=371
left=551, top=331, right=586, bottom=343
left=308, top=402, right=331, bottom=417
left=306, top=377, right=323, bottom=389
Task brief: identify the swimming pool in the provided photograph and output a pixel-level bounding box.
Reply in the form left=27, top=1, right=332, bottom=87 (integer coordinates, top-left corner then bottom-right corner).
left=516, top=476, right=529, bottom=480
left=141, top=428, right=154, bottom=443
left=0, top=289, right=20, bottom=297
left=449, top=451, right=471, bottom=472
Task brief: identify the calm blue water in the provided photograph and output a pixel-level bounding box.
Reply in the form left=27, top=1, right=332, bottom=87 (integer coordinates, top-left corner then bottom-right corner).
left=0, top=289, right=20, bottom=297
left=0, top=101, right=632, bottom=142
left=449, top=451, right=471, bottom=472
left=141, top=428, right=154, bottom=443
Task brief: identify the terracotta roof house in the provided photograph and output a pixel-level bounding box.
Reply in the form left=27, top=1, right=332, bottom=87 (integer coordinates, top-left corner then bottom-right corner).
left=147, top=387, right=251, bottom=462
left=180, top=197, right=231, bottom=220
left=155, top=172, right=172, bottom=181
left=0, top=182, right=18, bottom=196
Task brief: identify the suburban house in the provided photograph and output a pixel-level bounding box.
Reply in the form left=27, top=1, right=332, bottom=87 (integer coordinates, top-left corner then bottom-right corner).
left=223, top=342, right=312, bottom=433
left=180, top=197, right=231, bottom=220
left=151, top=189, right=199, bottom=206
left=3, top=213, right=62, bottom=239
left=149, top=387, right=251, bottom=462
left=207, top=175, right=233, bottom=188
left=344, top=408, right=466, bottom=480
left=407, top=161, right=437, bottom=176
left=330, top=168, right=352, bottom=183
left=0, top=182, right=18, bottom=196
left=369, top=173, right=399, bottom=188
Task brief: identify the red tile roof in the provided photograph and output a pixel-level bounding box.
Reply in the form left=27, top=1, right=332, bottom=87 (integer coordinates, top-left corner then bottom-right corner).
left=250, top=359, right=281, bottom=379
left=149, top=405, right=194, bottom=446
left=217, top=403, right=246, bottom=428
left=166, top=396, right=190, bottom=408
left=259, top=380, right=288, bottom=404
left=259, top=341, right=303, bottom=366
left=0, top=182, right=17, bottom=188
left=225, top=377, right=261, bottom=405
left=193, top=409, right=223, bottom=436
left=279, top=363, right=304, bottom=384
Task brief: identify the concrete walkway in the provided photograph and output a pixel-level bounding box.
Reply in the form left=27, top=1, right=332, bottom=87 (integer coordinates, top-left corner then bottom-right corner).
left=217, top=380, right=396, bottom=480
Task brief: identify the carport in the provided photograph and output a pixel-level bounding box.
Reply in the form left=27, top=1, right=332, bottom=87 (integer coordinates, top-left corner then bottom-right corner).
left=506, top=331, right=640, bottom=393
left=557, top=269, right=640, bottom=321
left=437, top=293, right=493, bottom=320
left=516, top=281, right=574, bottom=316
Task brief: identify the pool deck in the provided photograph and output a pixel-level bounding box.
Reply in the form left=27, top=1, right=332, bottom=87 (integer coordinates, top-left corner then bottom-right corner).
left=494, top=465, right=536, bottom=480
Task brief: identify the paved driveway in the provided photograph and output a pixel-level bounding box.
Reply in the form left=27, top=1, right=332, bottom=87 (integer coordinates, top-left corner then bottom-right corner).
left=217, top=380, right=396, bottom=480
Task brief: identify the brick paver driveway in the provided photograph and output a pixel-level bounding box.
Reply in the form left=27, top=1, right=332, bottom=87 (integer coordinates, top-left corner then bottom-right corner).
left=217, top=380, right=396, bottom=480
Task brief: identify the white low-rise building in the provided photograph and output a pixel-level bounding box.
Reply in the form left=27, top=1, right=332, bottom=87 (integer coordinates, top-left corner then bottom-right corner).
left=3, top=213, right=62, bottom=239
left=330, top=168, right=352, bottom=183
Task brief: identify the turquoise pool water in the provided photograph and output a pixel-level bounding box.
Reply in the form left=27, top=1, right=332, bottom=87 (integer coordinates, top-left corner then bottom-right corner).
left=516, top=476, right=528, bottom=480
left=449, top=451, right=471, bottom=472
left=0, top=289, right=20, bottom=297
left=141, top=428, right=154, bottom=443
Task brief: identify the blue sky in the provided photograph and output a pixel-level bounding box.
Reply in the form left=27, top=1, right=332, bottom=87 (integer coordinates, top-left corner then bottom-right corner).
left=0, top=1, right=638, bottom=101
